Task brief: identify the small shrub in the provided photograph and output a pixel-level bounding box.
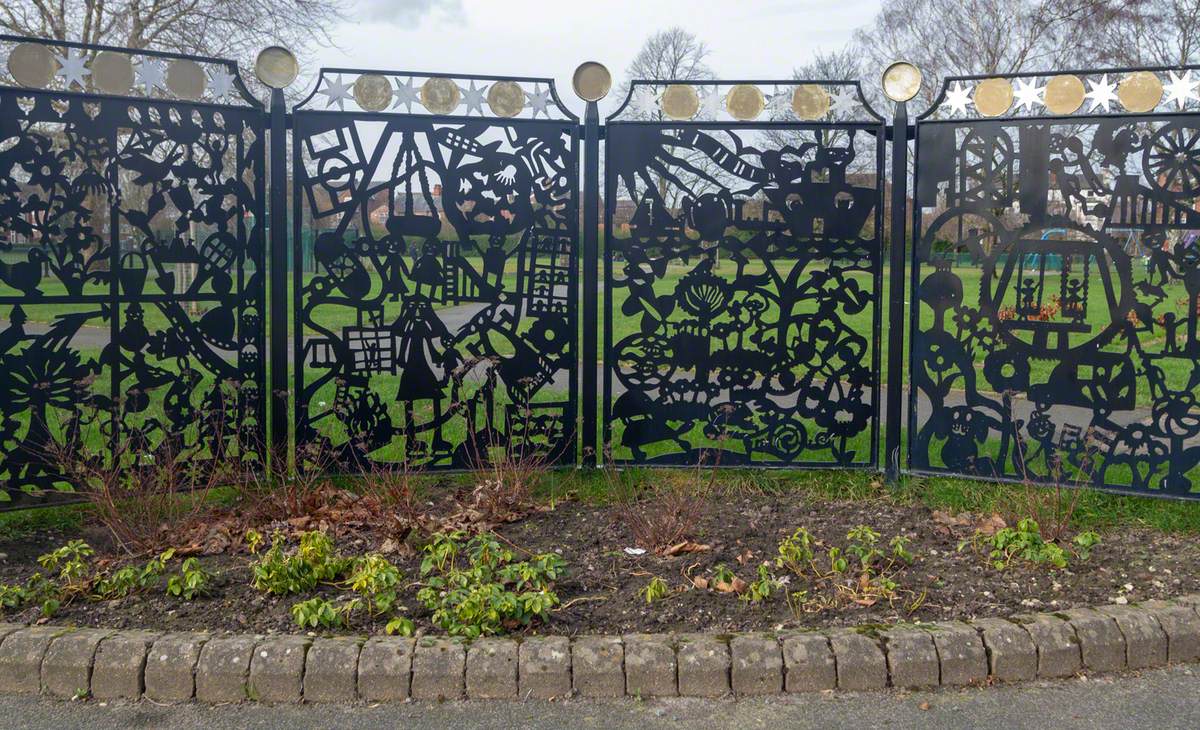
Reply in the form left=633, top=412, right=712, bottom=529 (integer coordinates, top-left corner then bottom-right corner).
left=385, top=616, right=415, bottom=636
left=166, top=558, right=214, bottom=600
left=416, top=531, right=565, bottom=638
left=612, top=473, right=711, bottom=553
left=358, top=461, right=424, bottom=542
left=50, top=396, right=244, bottom=554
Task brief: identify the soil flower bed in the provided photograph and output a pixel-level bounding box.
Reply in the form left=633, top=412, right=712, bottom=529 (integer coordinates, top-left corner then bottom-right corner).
left=2, top=471, right=1199, bottom=639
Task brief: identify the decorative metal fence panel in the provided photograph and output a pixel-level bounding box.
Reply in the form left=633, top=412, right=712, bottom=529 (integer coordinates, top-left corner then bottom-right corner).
left=0, top=36, right=267, bottom=508
left=603, top=81, right=886, bottom=466
left=292, top=70, right=579, bottom=470
left=909, top=68, right=1200, bottom=497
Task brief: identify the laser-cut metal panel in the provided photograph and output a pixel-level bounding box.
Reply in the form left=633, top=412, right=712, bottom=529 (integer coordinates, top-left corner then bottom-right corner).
left=909, top=68, right=1200, bottom=497
left=292, top=70, right=579, bottom=470
left=0, top=36, right=266, bottom=508
left=603, top=80, right=885, bottom=466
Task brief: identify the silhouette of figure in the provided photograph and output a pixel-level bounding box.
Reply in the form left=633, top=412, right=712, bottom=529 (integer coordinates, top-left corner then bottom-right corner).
left=411, top=238, right=443, bottom=300
left=394, top=296, right=452, bottom=454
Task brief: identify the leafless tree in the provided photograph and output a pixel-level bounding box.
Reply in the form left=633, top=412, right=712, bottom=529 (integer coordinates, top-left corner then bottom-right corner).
left=1074, top=0, right=1200, bottom=66
left=0, top=0, right=348, bottom=68
left=617, top=25, right=715, bottom=117
left=852, top=0, right=1108, bottom=110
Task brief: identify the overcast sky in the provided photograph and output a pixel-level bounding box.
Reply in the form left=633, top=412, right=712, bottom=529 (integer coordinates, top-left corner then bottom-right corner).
left=308, top=0, right=882, bottom=114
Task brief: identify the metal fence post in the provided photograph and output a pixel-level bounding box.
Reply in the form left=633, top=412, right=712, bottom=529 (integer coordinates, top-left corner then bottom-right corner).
left=268, top=86, right=289, bottom=460
left=255, top=46, right=299, bottom=464
left=574, top=62, right=610, bottom=467
left=882, top=63, right=918, bottom=483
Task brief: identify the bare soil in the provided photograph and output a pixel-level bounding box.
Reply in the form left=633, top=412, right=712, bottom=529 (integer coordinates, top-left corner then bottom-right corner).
left=2, top=491, right=1198, bottom=637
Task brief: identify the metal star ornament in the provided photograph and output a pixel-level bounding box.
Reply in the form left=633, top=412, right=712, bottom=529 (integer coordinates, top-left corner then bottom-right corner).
left=137, top=59, right=167, bottom=94
left=319, top=74, right=353, bottom=110
left=393, top=77, right=420, bottom=112
left=460, top=80, right=487, bottom=116
left=54, top=49, right=90, bottom=90
left=1085, top=74, right=1118, bottom=112
left=526, top=83, right=551, bottom=118
left=699, top=86, right=724, bottom=120
left=828, top=86, right=858, bottom=118
left=944, top=81, right=972, bottom=115
left=1012, top=78, right=1043, bottom=112
left=1164, top=70, right=1198, bottom=109
left=629, top=86, right=658, bottom=118
left=208, top=66, right=236, bottom=100
left=767, top=86, right=791, bottom=117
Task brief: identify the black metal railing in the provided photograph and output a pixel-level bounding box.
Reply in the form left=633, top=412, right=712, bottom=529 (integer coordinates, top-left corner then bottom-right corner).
left=2, top=35, right=1200, bottom=506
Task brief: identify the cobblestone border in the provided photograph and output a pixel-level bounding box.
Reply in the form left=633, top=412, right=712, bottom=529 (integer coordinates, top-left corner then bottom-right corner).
left=1, top=595, right=1198, bottom=704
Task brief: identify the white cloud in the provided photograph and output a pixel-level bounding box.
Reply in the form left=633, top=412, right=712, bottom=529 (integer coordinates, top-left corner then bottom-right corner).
left=355, top=0, right=465, bottom=24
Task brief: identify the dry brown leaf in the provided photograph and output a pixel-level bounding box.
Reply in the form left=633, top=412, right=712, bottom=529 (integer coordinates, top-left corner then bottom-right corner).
left=287, top=515, right=311, bottom=529
left=975, top=513, right=1007, bottom=536
left=714, top=579, right=736, bottom=593
left=662, top=541, right=711, bottom=556
left=692, top=576, right=709, bottom=590
left=731, top=576, right=748, bottom=594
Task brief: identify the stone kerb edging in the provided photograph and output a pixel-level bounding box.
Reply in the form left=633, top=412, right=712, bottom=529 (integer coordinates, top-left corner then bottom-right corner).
left=1, top=595, right=1198, bottom=704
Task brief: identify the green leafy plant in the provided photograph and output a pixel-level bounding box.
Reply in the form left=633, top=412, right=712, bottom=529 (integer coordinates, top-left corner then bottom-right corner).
left=94, top=549, right=175, bottom=599
left=290, top=597, right=346, bottom=629
left=640, top=576, right=669, bottom=603
left=770, top=525, right=921, bottom=616
left=416, top=531, right=566, bottom=638
left=346, top=554, right=403, bottom=615
left=846, top=525, right=882, bottom=571
left=776, top=528, right=815, bottom=574
left=385, top=616, right=415, bottom=636
left=972, top=518, right=1072, bottom=570
left=741, top=564, right=779, bottom=604
left=251, top=530, right=351, bottom=596
left=37, top=540, right=94, bottom=593
left=1072, top=531, right=1102, bottom=560
left=166, top=558, right=214, bottom=600
left=244, top=528, right=264, bottom=554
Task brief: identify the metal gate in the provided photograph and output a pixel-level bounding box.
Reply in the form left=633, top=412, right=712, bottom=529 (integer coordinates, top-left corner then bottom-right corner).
left=291, top=68, right=580, bottom=470
left=602, top=80, right=886, bottom=466
left=0, top=36, right=266, bottom=507
left=909, top=67, right=1200, bottom=497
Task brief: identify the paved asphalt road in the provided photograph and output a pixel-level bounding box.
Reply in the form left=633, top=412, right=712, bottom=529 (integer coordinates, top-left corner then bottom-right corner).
left=3, top=664, right=1200, bottom=729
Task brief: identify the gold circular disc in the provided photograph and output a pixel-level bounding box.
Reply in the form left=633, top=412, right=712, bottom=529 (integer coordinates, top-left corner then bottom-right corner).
left=488, top=81, right=525, bottom=117
left=882, top=61, right=922, bottom=102
left=353, top=74, right=392, bottom=112
left=91, top=51, right=134, bottom=94
left=254, top=46, right=298, bottom=89
left=166, top=59, right=206, bottom=100
left=661, top=84, right=700, bottom=120
left=973, top=78, right=1014, bottom=117
left=792, top=84, right=830, bottom=120
left=1118, top=71, right=1163, bottom=113
left=726, top=84, right=765, bottom=120
left=1044, top=74, right=1085, bottom=115
left=421, top=77, right=461, bottom=114
left=7, top=42, right=55, bottom=88
left=572, top=61, right=611, bottom=102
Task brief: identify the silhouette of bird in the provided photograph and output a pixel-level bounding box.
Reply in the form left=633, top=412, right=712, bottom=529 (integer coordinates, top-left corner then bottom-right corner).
left=0, top=249, right=46, bottom=296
